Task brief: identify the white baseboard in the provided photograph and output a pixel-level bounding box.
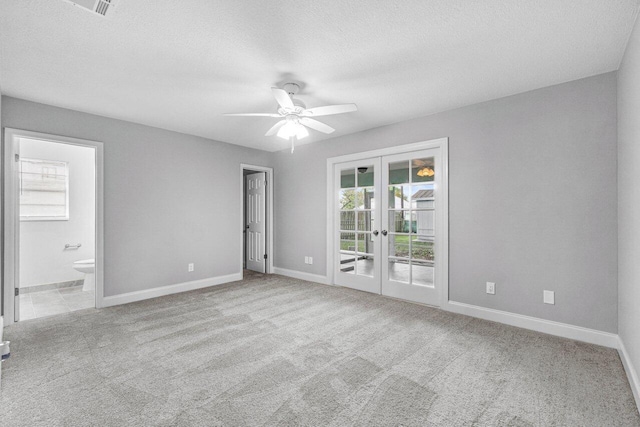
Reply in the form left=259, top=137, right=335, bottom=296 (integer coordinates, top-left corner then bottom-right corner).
left=618, top=337, right=640, bottom=410
left=444, top=301, right=619, bottom=348
left=101, top=273, right=242, bottom=307
left=272, top=267, right=330, bottom=285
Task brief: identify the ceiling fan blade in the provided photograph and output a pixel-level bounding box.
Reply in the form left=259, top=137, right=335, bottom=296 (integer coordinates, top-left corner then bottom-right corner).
left=223, top=113, right=282, bottom=117
left=265, top=120, right=287, bottom=136
left=300, top=118, right=335, bottom=134
left=302, top=103, right=357, bottom=117
left=271, top=88, right=295, bottom=109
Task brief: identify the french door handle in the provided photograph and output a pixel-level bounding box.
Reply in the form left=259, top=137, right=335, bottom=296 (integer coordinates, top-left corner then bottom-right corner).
left=381, top=230, right=388, bottom=236
left=372, top=230, right=379, bottom=236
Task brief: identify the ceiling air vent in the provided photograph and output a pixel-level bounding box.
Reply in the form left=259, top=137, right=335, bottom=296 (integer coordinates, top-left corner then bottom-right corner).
left=62, top=0, right=118, bottom=18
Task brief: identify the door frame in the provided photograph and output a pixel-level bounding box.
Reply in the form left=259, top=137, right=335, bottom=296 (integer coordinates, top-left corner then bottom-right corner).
left=239, top=164, right=273, bottom=275
left=326, top=137, right=449, bottom=307
left=2, top=128, right=105, bottom=325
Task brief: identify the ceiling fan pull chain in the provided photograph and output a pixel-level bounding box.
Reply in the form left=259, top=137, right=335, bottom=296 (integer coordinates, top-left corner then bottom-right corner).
left=290, top=136, right=295, bottom=153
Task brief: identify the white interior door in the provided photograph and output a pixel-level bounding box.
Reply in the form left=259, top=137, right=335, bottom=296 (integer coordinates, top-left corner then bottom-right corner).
left=381, top=149, right=442, bottom=305
left=334, top=158, right=382, bottom=293
left=246, top=172, right=266, bottom=273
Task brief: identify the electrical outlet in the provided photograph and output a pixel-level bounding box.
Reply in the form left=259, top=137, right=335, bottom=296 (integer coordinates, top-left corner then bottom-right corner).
left=486, top=282, right=495, bottom=295
left=188, top=263, right=194, bottom=272
left=544, top=290, right=555, bottom=305
left=304, top=256, right=309, bottom=264
left=308, top=257, right=313, bottom=265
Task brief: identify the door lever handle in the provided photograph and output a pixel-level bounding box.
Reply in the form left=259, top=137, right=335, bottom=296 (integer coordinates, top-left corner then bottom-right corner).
left=372, top=230, right=379, bottom=236
left=381, top=230, right=388, bottom=236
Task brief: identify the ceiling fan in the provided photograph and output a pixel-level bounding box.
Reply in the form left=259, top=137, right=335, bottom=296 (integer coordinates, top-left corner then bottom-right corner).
left=223, top=83, right=357, bottom=152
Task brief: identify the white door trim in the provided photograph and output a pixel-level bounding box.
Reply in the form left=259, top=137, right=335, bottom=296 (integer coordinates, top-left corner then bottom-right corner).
left=2, top=128, right=105, bottom=325
left=240, top=164, right=274, bottom=275
left=326, top=137, right=449, bottom=306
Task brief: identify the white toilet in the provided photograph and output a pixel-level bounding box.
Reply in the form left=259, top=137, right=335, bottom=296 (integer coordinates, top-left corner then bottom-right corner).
left=73, top=259, right=95, bottom=292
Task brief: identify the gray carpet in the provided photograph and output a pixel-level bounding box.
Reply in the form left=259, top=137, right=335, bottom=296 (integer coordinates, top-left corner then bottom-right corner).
left=1, top=272, right=639, bottom=426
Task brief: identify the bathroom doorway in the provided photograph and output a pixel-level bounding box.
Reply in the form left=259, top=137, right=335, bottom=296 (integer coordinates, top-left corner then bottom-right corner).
left=3, top=129, right=104, bottom=324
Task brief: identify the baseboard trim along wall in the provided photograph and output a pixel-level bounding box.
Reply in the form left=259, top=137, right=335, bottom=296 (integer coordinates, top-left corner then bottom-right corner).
left=618, top=338, right=640, bottom=410
left=102, top=273, right=242, bottom=307
left=445, top=301, right=619, bottom=348
left=272, top=267, right=331, bottom=285
left=271, top=267, right=618, bottom=348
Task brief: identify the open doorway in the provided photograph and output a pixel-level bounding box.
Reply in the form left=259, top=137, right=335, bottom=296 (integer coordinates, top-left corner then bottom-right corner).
left=3, top=129, right=104, bottom=325
left=240, top=164, right=273, bottom=277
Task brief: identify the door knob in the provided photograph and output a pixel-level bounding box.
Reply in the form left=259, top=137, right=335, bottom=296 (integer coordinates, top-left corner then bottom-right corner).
left=381, top=230, right=388, bottom=236
left=372, top=230, right=379, bottom=236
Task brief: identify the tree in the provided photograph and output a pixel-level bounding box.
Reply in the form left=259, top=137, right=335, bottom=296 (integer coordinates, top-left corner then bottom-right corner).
left=340, top=189, right=365, bottom=210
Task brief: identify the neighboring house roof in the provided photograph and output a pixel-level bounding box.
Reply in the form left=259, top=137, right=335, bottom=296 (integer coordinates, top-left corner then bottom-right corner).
left=413, top=190, right=434, bottom=199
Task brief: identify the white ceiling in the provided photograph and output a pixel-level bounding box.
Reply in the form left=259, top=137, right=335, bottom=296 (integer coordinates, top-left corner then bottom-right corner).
left=0, top=1, right=638, bottom=152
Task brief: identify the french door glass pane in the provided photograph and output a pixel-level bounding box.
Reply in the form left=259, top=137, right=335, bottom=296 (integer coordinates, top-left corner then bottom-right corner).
left=388, top=259, right=410, bottom=283
left=412, top=158, right=435, bottom=183
left=340, top=211, right=355, bottom=230
left=389, top=161, right=410, bottom=185
left=340, top=253, right=356, bottom=274
left=388, top=235, right=409, bottom=259
left=341, top=169, right=355, bottom=188
left=357, top=166, right=375, bottom=187
left=339, top=189, right=356, bottom=209
left=357, top=257, right=374, bottom=277
left=412, top=261, right=434, bottom=286
left=388, top=210, right=413, bottom=233
left=414, top=211, right=434, bottom=235
left=357, top=232, right=373, bottom=254
left=340, top=232, right=356, bottom=252
left=411, top=238, right=434, bottom=261
left=357, top=211, right=373, bottom=232
left=410, top=184, right=434, bottom=209
left=388, top=185, right=411, bottom=209
left=355, top=188, right=375, bottom=210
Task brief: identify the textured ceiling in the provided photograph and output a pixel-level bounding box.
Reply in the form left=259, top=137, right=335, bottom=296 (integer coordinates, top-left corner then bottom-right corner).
left=0, top=0, right=638, bottom=152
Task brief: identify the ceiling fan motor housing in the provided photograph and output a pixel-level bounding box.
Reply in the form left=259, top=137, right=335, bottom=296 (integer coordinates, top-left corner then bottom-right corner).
left=283, top=82, right=300, bottom=95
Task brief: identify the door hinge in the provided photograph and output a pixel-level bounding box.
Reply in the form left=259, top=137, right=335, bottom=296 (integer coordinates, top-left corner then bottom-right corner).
left=15, top=153, right=20, bottom=162
left=263, top=254, right=268, bottom=260
left=15, top=288, right=19, bottom=296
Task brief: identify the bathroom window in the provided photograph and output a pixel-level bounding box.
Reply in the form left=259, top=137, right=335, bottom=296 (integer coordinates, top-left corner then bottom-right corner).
left=19, top=158, right=69, bottom=221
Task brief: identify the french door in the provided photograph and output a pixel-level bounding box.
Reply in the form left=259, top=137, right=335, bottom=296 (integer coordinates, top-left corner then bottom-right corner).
left=333, top=147, right=445, bottom=306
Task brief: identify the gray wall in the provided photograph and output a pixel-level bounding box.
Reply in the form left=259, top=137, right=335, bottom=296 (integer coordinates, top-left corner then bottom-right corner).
left=1, top=97, right=273, bottom=297
left=273, top=72, right=618, bottom=333
left=618, top=14, right=640, bottom=396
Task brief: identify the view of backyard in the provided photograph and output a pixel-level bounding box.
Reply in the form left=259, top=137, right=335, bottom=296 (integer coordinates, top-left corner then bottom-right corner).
left=339, top=233, right=434, bottom=261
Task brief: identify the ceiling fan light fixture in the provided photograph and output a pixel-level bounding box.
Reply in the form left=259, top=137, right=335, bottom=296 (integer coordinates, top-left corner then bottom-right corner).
left=277, top=121, right=309, bottom=140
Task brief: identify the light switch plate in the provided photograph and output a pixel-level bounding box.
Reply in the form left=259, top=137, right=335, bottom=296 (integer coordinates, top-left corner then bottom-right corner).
left=544, top=290, right=555, bottom=305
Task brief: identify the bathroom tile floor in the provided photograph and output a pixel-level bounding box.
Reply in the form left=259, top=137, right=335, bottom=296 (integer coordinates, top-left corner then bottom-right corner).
left=19, top=286, right=95, bottom=321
